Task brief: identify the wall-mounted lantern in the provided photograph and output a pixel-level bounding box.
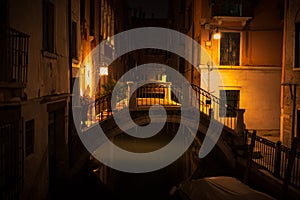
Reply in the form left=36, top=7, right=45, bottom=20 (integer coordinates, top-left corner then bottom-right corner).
left=212, top=28, right=221, bottom=40
left=99, top=66, right=108, bottom=76
left=206, top=27, right=221, bottom=48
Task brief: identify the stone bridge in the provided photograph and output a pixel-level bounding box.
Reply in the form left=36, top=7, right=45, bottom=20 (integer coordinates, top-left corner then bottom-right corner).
left=69, top=84, right=246, bottom=177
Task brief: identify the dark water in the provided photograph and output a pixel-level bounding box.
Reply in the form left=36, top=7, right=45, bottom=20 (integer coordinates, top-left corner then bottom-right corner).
left=106, top=163, right=182, bottom=200
left=54, top=162, right=178, bottom=200
left=52, top=151, right=233, bottom=200
left=55, top=125, right=233, bottom=200
left=54, top=165, right=114, bottom=200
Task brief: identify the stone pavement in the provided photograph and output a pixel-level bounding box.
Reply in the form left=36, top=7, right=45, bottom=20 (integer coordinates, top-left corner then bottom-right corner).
left=256, top=130, right=280, bottom=143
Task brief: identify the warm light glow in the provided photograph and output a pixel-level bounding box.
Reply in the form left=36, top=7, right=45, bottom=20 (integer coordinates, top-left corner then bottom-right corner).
left=213, top=32, right=221, bottom=40
left=85, top=63, right=91, bottom=86
left=162, top=74, right=167, bottom=82
left=205, top=40, right=212, bottom=47
left=100, top=66, right=108, bottom=75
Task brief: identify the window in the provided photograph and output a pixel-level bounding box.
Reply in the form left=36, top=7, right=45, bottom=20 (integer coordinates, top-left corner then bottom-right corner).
left=212, top=0, right=241, bottom=16
left=295, top=22, right=300, bottom=68
left=25, top=119, right=34, bottom=156
left=90, top=0, right=95, bottom=36
left=43, top=0, right=54, bottom=53
left=71, top=21, right=78, bottom=59
left=211, top=0, right=254, bottom=17
left=220, top=32, right=240, bottom=66
left=219, top=90, right=240, bottom=117
left=181, top=0, right=186, bottom=12
left=80, top=0, right=85, bottom=25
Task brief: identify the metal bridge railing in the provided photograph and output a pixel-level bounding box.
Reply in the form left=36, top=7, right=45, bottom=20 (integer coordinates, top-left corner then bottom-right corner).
left=80, top=94, right=112, bottom=128
left=135, top=83, right=180, bottom=107
left=191, top=84, right=237, bottom=130
left=82, top=83, right=239, bottom=131
left=246, top=131, right=300, bottom=189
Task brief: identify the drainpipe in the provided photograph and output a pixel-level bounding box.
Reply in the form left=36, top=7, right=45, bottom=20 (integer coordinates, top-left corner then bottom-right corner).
left=291, top=85, right=297, bottom=140
left=280, top=0, right=287, bottom=142
left=68, top=0, right=72, bottom=172
left=190, top=0, right=195, bottom=85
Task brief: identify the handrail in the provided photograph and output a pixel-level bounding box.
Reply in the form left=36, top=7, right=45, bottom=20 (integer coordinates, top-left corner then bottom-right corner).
left=191, top=84, right=237, bottom=130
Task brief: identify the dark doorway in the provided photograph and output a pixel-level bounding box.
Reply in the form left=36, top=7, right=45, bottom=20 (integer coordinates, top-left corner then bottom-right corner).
left=47, top=101, right=67, bottom=196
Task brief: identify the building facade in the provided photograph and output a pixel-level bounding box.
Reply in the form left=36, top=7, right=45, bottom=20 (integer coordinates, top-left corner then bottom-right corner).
left=0, top=0, right=71, bottom=199
left=180, top=0, right=283, bottom=136
left=281, top=0, right=300, bottom=147
left=72, top=0, right=125, bottom=129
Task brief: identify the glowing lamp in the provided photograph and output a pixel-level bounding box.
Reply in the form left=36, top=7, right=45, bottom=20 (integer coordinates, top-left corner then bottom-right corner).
left=213, top=30, right=221, bottom=40
left=100, top=67, right=108, bottom=76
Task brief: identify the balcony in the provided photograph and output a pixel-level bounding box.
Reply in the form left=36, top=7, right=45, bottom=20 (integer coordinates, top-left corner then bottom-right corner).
left=0, top=28, right=29, bottom=88
left=211, top=0, right=254, bottom=27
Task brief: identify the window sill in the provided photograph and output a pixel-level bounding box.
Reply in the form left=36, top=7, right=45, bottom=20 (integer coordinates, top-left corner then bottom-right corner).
left=42, top=50, right=58, bottom=59
left=293, top=67, right=300, bottom=71
left=216, top=65, right=281, bottom=71
left=0, top=81, right=26, bottom=88
left=72, top=58, right=80, bottom=64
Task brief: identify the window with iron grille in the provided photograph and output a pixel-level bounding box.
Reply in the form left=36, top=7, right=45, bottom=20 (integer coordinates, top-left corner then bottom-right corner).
left=25, top=119, right=34, bottom=156
left=295, top=22, right=300, bottom=68
left=219, top=90, right=240, bottom=117
left=220, top=32, right=240, bottom=66
left=43, top=0, right=54, bottom=53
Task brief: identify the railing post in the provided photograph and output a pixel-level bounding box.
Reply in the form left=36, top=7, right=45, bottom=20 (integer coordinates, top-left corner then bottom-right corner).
left=233, top=109, right=246, bottom=151
left=127, top=81, right=136, bottom=109
left=235, top=109, right=245, bottom=137
left=209, top=108, right=214, bottom=119
left=182, top=82, right=190, bottom=108
left=244, top=129, right=249, bottom=146
left=282, top=137, right=300, bottom=199
left=274, top=141, right=282, bottom=178
left=243, top=130, right=256, bottom=184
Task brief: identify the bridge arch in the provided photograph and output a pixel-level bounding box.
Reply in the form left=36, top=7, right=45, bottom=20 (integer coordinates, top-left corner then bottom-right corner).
left=86, top=109, right=236, bottom=170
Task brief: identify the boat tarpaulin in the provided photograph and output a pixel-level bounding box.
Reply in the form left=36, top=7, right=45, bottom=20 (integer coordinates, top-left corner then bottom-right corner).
left=175, top=176, right=276, bottom=200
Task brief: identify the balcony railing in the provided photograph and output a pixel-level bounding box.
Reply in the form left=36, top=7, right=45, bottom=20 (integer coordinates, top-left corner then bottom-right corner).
left=211, top=0, right=254, bottom=18
left=0, top=28, right=29, bottom=86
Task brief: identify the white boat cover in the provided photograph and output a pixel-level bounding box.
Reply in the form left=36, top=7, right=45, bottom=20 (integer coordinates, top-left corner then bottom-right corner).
left=177, top=176, right=276, bottom=200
